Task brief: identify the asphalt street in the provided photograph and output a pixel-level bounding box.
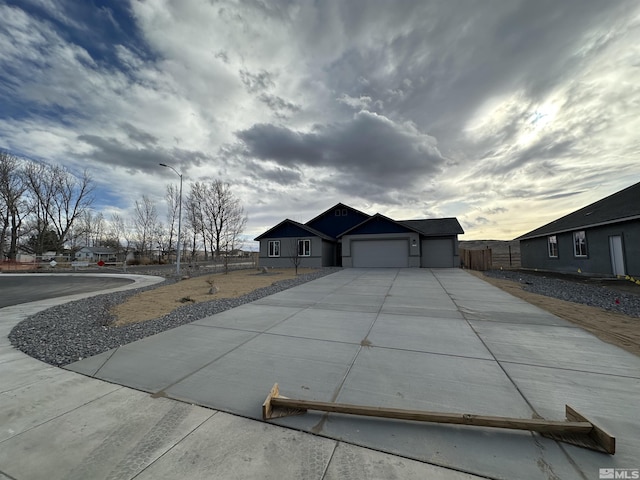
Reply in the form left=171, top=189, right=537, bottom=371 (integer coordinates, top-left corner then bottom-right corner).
left=0, top=275, right=134, bottom=308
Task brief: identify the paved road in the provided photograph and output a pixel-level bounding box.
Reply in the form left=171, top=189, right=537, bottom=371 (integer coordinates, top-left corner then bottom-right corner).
left=0, top=275, right=134, bottom=308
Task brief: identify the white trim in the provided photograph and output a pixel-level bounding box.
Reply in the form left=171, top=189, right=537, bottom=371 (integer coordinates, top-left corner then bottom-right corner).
left=268, top=240, right=280, bottom=257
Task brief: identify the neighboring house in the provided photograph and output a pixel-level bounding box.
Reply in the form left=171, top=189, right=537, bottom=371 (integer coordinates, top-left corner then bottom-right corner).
left=255, top=203, right=464, bottom=268
left=517, top=181, right=640, bottom=276
left=74, top=246, right=118, bottom=263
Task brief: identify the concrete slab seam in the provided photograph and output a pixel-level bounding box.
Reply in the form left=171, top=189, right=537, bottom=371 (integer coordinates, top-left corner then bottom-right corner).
left=92, top=347, right=120, bottom=377
left=146, top=330, right=263, bottom=396
left=0, top=384, right=124, bottom=446
left=499, top=359, right=640, bottom=380
left=310, top=269, right=399, bottom=434
left=116, top=406, right=219, bottom=479
left=432, top=270, right=587, bottom=479
left=318, top=439, right=339, bottom=480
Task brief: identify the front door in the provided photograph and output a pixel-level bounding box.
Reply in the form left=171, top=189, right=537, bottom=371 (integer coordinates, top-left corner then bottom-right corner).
left=609, top=235, right=625, bottom=276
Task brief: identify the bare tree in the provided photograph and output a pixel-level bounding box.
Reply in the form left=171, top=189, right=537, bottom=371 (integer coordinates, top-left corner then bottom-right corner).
left=203, top=180, right=248, bottom=258
left=0, top=152, right=30, bottom=260
left=183, top=182, right=205, bottom=260
left=108, top=213, right=132, bottom=264
left=73, top=210, right=105, bottom=248
left=133, top=195, right=158, bottom=258
left=165, top=183, right=180, bottom=262
left=25, top=163, right=94, bottom=253
left=289, top=238, right=302, bottom=275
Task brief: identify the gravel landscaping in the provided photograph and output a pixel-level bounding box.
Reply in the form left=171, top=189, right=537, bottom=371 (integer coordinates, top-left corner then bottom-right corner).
left=483, top=269, right=640, bottom=317
left=9, top=268, right=339, bottom=367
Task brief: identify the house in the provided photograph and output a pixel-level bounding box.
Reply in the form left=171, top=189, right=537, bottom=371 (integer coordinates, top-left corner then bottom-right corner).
left=74, top=246, right=118, bottom=263
left=517, top=181, right=640, bottom=276
left=254, top=203, right=464, bottom=268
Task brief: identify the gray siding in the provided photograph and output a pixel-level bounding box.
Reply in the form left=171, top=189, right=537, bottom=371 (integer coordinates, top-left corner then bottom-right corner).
left=258, top=237, right=329, bottom=268
left=520, top=220, right=640, bottom=276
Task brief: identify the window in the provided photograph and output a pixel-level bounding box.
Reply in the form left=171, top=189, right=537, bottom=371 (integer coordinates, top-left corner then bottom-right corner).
left=342, top=209, right=348, bottom=216
left=335, top=209, right=342, bottom=216
left=547, top=235, right=558, bottom=258
left=298, top=239, right=311, bottom=257
left=268, top=240, right=280, bottom=257
left=573, top=231, right=588, bottom=257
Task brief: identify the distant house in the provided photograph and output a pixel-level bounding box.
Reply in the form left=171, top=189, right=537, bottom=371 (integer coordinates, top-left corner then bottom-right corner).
left=74, top=246, right=118, bottom=263
left=254, top=203, right=464, bottom=268
left=517, top=181, right=640, bottom=276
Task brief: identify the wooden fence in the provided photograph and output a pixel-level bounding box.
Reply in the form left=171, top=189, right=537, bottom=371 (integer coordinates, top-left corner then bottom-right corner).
left=460, top=248, right=492, bottom=271
left=459, top=245, right=521, bottom=271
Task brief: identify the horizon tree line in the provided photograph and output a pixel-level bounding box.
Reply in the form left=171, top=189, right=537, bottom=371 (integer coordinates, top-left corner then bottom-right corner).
left=0, top=151, right=248, bottom=263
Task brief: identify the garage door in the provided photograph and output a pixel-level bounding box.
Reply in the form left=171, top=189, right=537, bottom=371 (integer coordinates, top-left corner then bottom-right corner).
left=352, top=240, right=409, bottom=268
left=421, top=238, right=453, bottom=268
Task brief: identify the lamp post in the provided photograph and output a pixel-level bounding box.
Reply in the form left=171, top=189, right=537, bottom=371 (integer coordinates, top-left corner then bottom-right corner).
left=159, top=163, right=183, bottom=277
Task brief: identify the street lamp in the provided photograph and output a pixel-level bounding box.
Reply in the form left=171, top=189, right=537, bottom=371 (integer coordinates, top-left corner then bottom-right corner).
left=159, top=163, right=183, bottom=277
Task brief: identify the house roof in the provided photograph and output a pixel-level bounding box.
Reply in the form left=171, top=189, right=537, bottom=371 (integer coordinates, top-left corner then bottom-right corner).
left=79, top=246, right=117, bottom=254
left=337, top=213, right=414, bottom=237
left=305, top=202, right=371, bottom=238
left=400, top=218, right=465, bottom=236
left=517, top=181, right=640, bottom=240
left=305, top=203, right=371, bottom=226
left=254, top=219, right=334, bottom=241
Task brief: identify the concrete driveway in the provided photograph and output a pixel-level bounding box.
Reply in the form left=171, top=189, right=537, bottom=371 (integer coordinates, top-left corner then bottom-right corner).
left=63, top=268, right=640, bottom=479
left=0, top=272, right=481, bottom=480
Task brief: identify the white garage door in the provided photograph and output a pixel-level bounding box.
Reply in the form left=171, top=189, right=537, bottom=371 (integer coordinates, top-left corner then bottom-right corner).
left=352, top=240, right=409, bottom=268
left=421, top=238, right=454, bottom=268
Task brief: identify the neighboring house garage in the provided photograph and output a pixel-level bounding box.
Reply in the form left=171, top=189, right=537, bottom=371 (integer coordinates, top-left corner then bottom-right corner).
left=255, top=204, right=464, bottom=269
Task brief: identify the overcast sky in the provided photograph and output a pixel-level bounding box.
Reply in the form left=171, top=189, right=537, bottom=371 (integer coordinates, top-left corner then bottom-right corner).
left=1, top=0, right=639, bottom=245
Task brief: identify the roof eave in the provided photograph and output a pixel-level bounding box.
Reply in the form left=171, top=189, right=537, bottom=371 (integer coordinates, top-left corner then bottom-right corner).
left=517, top=214, right=640, bottom=240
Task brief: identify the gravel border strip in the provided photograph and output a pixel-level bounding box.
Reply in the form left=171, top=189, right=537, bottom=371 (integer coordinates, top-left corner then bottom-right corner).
left=9, top=268, right=340, bottom=367
left=483, top=269, right=640, bottom=317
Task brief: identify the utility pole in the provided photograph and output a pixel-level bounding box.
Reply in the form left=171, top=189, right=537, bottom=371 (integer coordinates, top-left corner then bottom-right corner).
left=159, top=163, right=183, bottom=277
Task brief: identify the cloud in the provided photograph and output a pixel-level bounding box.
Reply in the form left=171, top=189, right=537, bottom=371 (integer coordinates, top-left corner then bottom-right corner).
left=236, top=110, right=445, bottom=194
left=76, top=134, right=209, bottom=174
left=2, top=0, right=640, bottom=242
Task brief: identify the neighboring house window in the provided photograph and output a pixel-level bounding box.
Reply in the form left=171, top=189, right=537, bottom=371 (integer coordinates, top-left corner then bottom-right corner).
left=298, top=239, right=311, bottom=257
left=547, top=235, right=558, bottom=258
left=573, top=231, right=588, bottom=257
left=268, top=240, right=280, bottom=257
left=335, top=209, right=341, bottom=216
left=342, top=209, right=348, bottom=216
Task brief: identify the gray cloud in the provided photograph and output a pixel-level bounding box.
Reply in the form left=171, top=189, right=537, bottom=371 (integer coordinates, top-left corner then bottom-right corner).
left=236, top=110, right=446, bottom=193
left=258, top=93, right=301, bottom=116
left=2, top=0, right=640, bottom=241
left=77, top=134, right=208, bottom=174
left=239, top=69, right=276, bottom=93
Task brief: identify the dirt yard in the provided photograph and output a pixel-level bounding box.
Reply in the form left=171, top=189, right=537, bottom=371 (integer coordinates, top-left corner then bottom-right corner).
left=111, top=268, right=317, bottom=326
left=467, top=270, right=640, bottom=358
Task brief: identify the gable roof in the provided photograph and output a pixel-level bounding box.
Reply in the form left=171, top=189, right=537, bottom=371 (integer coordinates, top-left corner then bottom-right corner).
left=337, top=213, right=415, bottom=237
left=254, top=218, right=334, bottom=241
left=517, top=181, right=640, bottom=240
left=78, top=246, right=117, bottom=254
left=400, top=218, right=465, bottom=236
left=305, top=202, right=371, bottom=238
